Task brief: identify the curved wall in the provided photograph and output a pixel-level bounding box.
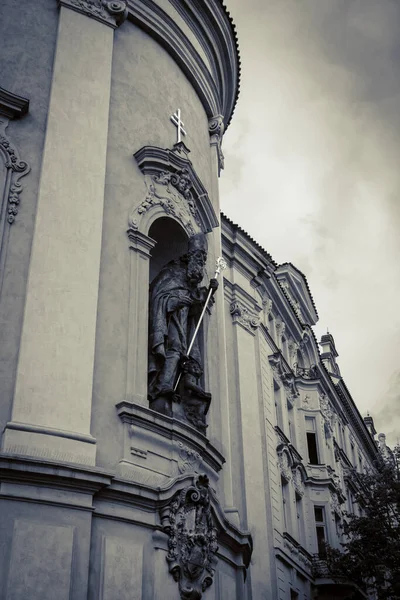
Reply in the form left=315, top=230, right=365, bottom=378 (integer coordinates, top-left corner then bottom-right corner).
left=0, top=3, right=249, bottom=600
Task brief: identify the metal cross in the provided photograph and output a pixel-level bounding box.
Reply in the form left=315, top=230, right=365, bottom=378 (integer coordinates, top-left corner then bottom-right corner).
left=170, top=108, right=187, bottom=143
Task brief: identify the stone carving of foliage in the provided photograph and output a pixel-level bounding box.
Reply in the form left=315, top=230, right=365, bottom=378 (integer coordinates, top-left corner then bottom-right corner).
left=277, top=444, right=292, bottom=482
left=0, top=121, right=30, bottom=224
left=292, top=466, right=305, bottom=497
left=320, top=393, right=334, bottom=436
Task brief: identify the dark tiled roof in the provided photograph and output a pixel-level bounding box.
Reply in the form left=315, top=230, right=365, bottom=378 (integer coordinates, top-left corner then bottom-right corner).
left=221, top=211, right=277, bottom=267
left=218, top=2, right=241, bottom=130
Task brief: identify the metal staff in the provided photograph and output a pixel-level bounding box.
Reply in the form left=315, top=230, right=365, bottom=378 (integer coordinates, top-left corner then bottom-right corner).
left=173, top=256, right=227, bottom=392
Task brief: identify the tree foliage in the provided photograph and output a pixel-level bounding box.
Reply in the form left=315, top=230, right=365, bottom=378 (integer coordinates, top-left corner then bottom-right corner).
left=325, top=446, right=400, bottom=599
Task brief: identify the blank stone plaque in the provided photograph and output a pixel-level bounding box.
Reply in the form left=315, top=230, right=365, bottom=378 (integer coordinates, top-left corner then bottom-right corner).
left=101, top=536, right=143, bottom=600
left=6, top=520, right=74, bottom=600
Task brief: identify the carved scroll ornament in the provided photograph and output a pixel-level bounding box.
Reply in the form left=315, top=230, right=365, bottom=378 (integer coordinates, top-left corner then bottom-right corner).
left=58, top=0, right=127, bottom=28
left=129, top=170, right=201, bottom=237
left=230, top=300, right=260, bottom=333
left=0, top=118, right=30, bottom=225
left=162, top=475, right=218, bottom=600
left=208, top=115, right=224, bottom=173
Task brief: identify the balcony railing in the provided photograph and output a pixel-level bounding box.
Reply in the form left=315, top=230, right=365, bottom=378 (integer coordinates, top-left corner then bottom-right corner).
left=293, top=364, right=318, bottom=380
left=311, top=555, right=330, bottom=578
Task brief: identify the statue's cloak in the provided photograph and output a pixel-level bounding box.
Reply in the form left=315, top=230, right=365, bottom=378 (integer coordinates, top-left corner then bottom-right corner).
left=148, top=258, right=202, bottom=396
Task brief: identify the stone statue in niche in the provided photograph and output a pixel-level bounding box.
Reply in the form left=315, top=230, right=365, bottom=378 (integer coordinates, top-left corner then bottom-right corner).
left=148, top=232, right=217, bottom=429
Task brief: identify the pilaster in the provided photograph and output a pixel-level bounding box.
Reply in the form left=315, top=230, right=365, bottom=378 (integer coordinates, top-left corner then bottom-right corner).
left=230, top=288, right=273, bottom=597
left=208, top=120, right=238, bottom=525
left=2, top=3, right=125, bottom=465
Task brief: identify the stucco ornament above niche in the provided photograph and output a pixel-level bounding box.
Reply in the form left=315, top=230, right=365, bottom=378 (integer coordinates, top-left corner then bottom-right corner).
left=129, top=169, right=200, bottom=237
left=130, top=143, right=219, bottom=237
left=161, top=474, right=218, bottom=600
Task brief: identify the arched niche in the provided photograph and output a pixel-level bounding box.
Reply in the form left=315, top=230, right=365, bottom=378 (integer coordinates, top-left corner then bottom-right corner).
left=148, top=216, right=188, bottom=284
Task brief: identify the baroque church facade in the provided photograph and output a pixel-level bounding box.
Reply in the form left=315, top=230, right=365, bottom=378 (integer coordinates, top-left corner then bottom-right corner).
left=0, top=1, right=381, bottom=599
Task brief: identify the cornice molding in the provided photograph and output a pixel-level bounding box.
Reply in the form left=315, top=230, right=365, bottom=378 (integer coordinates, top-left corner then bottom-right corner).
left=126, top=0, right=240, bottom=130
left=58, top=0, right=128, bottom=28
left=0, top=87, right=29, bottom=120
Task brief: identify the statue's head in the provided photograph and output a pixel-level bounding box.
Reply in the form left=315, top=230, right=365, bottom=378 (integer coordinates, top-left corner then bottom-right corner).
left=177, top=168, right=192, bottom=196
left=186, top=233, right=207, bottom=284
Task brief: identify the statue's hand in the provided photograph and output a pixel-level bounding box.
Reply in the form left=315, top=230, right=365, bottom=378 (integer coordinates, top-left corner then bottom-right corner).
left=209, top=278, right=219, bottom=293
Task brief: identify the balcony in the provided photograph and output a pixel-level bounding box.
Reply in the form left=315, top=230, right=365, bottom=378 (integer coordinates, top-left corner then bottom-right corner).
left=293, top=364, right=319, bottom=380
left=311, top=555, right=368, bottom=599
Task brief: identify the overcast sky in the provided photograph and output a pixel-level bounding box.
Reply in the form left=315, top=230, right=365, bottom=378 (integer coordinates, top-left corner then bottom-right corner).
left=221, top=0, right=400, bottom=447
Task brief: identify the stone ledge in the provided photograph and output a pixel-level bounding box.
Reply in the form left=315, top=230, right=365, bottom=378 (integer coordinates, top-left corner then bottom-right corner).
left=0, top=454, right=112, bottom=500
left=116, top=400, right=225, bottom=475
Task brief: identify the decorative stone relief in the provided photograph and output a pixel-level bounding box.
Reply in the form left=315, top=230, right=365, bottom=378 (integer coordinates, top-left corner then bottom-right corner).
left=177, top=442, right=202, bottom=474
left=299, top=332, right=310, bottom=349
left=292, top=300, right=303, bottom=321
left=208, top=115, right=224, bottom=174
left=0, top=117, right=30, bottom=224
left=283, top=537, right=298, bottom=555
left=162, top=474, right=218, bottom=600
left=263, top=297, right=273, bottom=317
left=329, top=490, right=342, bottom=517
left=292, top=466, right=305, bottom=497
left=287, top=338, right=299, bottom=362
left=230, top=301, right=260, bottom=333
left=129, top=170, right=200, bottom=236
left=320, top=393, right=334, bottom=436
left=298, top=552, right=312, bottom=570
left=58, top=0, right=128, bottom=28
left=277, top=444, right=292, bottom=482
left=275, top=318, right=286, bottom=340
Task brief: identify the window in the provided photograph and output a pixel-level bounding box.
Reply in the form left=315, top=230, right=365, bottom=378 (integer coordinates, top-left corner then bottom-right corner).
left=274, top=381, right=284, bottom=430
left=288, top=405, right=296, bottom=444
left=314, top=506, right=328, bottom=555
left=296, top=495, right=305, bottom=545
left=282, top=479, right=291, bottom=533
left=305, top=417, right=320, bottom=464
left=350, top=442, right=356, bottom=466
left=290, top=590, right=299, bottom=600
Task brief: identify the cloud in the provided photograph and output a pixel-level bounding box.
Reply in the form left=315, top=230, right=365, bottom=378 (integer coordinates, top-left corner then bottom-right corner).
left=373, top=369, right=400, bottom=448
left=222, top=0, right=400, bottom=433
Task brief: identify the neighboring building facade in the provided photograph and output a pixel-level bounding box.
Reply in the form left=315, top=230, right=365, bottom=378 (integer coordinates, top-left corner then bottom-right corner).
left=222, top=215, right=380, bottom=599
left=0, top=2, right=381, bottom=599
